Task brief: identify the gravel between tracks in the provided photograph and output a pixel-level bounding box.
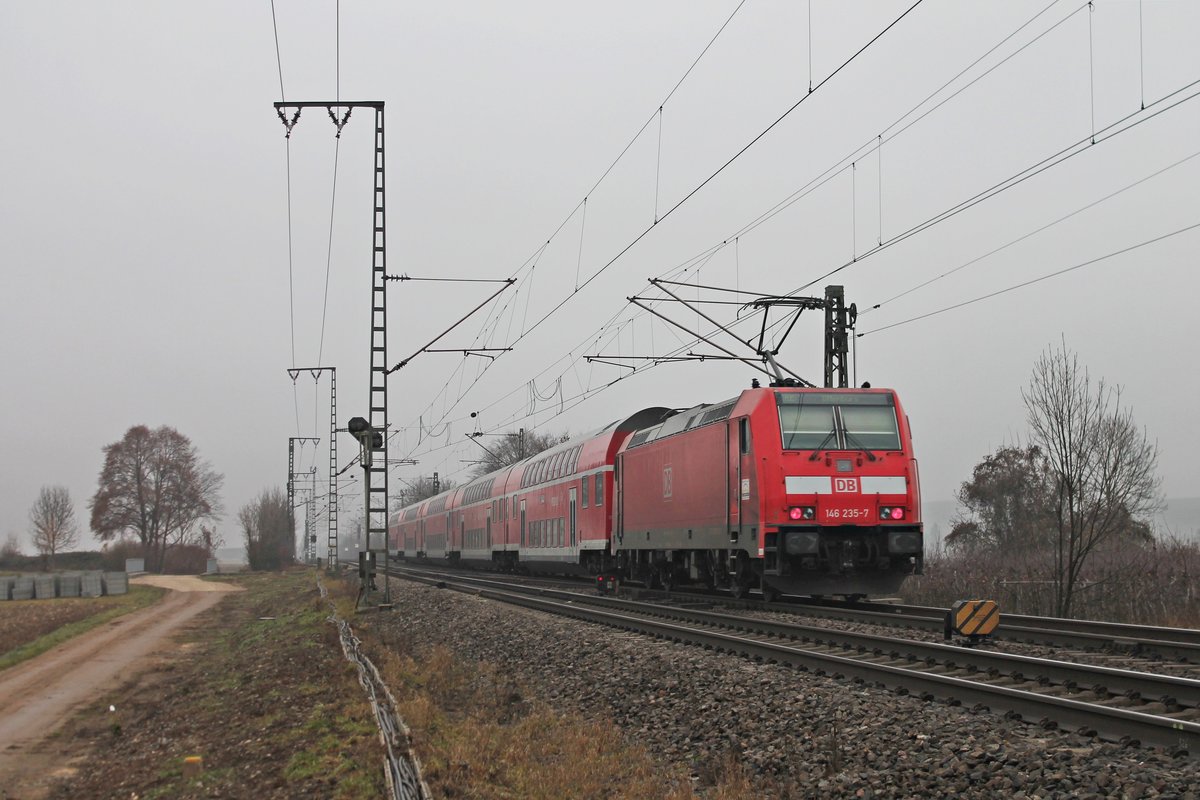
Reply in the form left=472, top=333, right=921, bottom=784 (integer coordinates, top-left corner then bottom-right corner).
left=375, top=578, right=1199, bottom=798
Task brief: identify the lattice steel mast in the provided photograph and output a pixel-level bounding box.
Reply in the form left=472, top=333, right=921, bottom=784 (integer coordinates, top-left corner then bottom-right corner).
left=275, top=101, right=388, bottom=578
left=287, top=437, right=319, bottom=560
left=288, top=367, right=339, bottom=570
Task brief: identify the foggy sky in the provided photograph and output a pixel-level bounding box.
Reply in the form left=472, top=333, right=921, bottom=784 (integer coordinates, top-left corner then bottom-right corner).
left=2, top=0, right=1198, bottom=555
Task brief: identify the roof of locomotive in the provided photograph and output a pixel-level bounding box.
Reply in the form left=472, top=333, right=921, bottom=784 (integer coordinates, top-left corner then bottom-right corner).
left=622, top=386, right=899, bottom=451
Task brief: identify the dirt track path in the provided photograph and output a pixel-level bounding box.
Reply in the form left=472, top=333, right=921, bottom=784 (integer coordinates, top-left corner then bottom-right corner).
left=0, top=575, right=240, bottom=797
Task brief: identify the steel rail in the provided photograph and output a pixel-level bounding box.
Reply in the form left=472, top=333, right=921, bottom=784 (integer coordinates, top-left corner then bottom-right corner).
left=384, top=566, right=1200, bottom=754
left=779, top=597, right=1200, bottom=661
left=379, top=560, right=1200, bottom=661
left=392, top=567, right=1200, bottom=710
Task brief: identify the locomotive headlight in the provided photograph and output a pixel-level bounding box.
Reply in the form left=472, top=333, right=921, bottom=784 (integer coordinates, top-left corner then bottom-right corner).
left=887, top=531, right=921, bottom=554
left=788, top=506, right=816, bottom=521
left=880, top=507, right=905, bottom=521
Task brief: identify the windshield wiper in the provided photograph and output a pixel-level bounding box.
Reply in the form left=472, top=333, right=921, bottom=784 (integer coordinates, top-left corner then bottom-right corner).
left=842, top=430, right=878, bottom=462
left=807, top=428, right=839, bottom=461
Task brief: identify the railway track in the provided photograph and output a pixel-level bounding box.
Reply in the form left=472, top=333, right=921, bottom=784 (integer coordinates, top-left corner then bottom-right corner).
left=382, top=558, right=1200, bottom=662
left=384, top=565, right=1200, bottom=755
left=780, top=597, right=1200, bottom=662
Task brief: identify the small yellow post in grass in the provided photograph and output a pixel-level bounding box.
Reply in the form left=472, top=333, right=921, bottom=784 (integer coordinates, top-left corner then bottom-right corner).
left=182, top=755, right=204, bottom=778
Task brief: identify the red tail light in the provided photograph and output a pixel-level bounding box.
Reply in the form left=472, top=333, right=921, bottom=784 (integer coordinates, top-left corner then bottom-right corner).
left=880, top=507, right=905, bottom=520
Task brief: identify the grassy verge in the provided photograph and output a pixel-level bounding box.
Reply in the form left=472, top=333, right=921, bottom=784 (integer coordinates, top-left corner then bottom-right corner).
left=358, top=608, right=756, bottom=799
left=50, top=570, right=387, bottom=799
left=0, top=585, right=166, bottom=670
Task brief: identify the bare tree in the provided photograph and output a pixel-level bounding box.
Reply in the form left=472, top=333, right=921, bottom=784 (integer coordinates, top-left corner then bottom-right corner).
left=393, top=475, right=457, bottom=510
left=2, top=532, right=25, bottom=562
left=29, top=485, right=79, bottom=570
left=1023, top=343, right=1162, bottom=617
left=89, top=425, right=224, bottom=572
left=240, top=488, right=292, bottom=570
left=469, top=428, right=569, bottom=479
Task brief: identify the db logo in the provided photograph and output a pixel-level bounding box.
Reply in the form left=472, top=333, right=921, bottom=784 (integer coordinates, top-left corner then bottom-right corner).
left=663, top=465, right=673, bottom=499
left=833, top=477, right=859, bottom=493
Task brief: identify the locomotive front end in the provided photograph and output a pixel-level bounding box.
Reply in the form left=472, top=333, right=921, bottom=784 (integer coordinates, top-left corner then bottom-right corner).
left=764, top=389, right=923, bottom=597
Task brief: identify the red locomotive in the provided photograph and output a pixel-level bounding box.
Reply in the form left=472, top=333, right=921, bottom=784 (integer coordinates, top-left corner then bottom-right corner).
left=390, top=384, right=923, bottom=599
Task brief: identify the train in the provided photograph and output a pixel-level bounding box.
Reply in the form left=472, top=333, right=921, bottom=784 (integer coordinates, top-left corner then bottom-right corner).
left=389, top=383, right=923, bottom=599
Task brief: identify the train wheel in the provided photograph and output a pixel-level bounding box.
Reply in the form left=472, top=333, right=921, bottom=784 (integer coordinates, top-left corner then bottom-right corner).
left=729, top=559, right=754, bottom=599
left=659, top=564, right=676, bottom=593
left=761, top=580, right=781, bottom=603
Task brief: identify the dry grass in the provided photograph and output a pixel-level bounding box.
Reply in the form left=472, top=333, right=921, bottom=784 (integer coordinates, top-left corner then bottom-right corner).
left=903, top=538, right=1200, bottom=625
left=47, top=569, right=387, bottom=799
left=343, top=596, right=765, bottom=800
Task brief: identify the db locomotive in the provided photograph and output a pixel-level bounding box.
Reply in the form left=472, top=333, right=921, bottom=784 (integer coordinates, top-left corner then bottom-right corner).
left=390, top=385, right=923, bottom=599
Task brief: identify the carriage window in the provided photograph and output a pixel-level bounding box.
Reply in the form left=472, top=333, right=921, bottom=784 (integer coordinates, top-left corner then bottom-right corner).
left=594, top=473, right=603, bottom=506
left=581, top=477, right=589, bottom=509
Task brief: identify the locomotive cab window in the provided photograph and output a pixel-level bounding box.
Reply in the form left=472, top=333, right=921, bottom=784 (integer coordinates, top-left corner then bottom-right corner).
left=738, top=418, right=751, bottom=454
left=776, top=392, right=901, bottom=452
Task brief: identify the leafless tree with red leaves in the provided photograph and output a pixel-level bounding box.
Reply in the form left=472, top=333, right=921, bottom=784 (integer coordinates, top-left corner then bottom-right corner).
left=89, top=425, right=223, bottom=572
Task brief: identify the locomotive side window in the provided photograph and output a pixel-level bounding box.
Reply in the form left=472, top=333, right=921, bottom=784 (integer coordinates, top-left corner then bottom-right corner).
left=739, top=418, right=751, bottom=454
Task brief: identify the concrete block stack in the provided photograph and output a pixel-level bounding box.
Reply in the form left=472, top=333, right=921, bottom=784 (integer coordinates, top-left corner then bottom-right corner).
left=58, top=573, right=82, bottom=597
left=33, top=574, right=56, bottom=599
left=12, top=576, right=34, bottom=600
left=103, top=572, right=129, bottom=595
left=80, top=571, right=103, bottom=598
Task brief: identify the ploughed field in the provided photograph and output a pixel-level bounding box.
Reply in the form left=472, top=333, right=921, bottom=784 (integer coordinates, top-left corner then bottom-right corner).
left=364, top=575, right=1200, bottom=798
left=0, top=587, right=164, bottom=669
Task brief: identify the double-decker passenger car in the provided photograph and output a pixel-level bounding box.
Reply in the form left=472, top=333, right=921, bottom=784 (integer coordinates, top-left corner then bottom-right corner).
left=389, top=385, right=923, bottom=599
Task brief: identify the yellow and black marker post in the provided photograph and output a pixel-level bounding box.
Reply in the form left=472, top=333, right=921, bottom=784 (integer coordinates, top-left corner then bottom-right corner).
left=945, top=599, right=1000, bottom=645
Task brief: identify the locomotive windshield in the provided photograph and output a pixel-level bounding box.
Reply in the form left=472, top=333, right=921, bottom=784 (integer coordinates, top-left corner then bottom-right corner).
left=776, top=392, right=901, bottom=451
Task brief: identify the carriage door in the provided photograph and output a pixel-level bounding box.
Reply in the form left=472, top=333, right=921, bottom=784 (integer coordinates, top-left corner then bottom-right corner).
left=730, top=418, right=751, bottom=544
left=520, top=499, right=527, bottom=548
left=568, top=487, right=577, bottom=551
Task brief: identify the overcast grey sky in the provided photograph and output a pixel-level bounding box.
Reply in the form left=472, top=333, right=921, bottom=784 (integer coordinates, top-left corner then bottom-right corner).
left=2, top=1, right=1198, bottom=553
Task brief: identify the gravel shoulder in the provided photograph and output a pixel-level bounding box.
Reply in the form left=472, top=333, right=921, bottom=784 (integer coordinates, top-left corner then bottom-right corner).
left=372, top=576, right=1200, bottom=799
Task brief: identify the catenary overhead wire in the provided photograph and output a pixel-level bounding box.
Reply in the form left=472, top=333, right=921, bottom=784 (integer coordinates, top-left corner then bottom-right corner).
left=507, top=0, right=927, bottom=355
left=863, top=146, right=1200, bottom=314
left=859, top=221, right=1200, bottom=337
left=390, top=2, right=752, bottom=445
left=394, top=0, right=1118, bottom=475
left=667, top=2, right=1193, bottom=354
left=789, top=75, right=1200, bottom=296
left=318, top=0, right=342, bottom=364
left=270, top=0, right=302, bottom=434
